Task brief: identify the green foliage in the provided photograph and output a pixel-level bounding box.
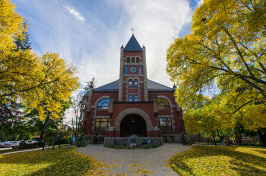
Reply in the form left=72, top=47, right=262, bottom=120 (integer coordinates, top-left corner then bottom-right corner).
left=0, top=148, right=102, bottom=175
left=168, top=145, right=266, bottom=176
left=45, top=136, right=55, bottom=146
left=137, top=144, right=159, bottom=149
left=180, top=134, right=188, bottom=145
left=104, top=144, right=126, bottom=149
left=75, top=136, right=87, bottom=147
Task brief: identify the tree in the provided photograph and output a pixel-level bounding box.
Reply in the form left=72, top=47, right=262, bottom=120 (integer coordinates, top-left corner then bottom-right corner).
left=166, top=0, right=266, bottom=145
left=64, top=79, right=95, bottom=138
left=1, top=1, right=80, bottom=121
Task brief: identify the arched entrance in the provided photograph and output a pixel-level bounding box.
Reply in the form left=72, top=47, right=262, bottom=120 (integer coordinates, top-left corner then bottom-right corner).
left=120, top=114, right=147, bottom=137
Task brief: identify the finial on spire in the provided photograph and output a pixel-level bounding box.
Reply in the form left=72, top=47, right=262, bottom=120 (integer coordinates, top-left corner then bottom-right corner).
left=131, top=28, right=134, bottom=34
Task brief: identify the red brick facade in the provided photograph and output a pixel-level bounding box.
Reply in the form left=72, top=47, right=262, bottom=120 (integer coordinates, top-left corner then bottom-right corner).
left=82, top=35, right=185, bottom=144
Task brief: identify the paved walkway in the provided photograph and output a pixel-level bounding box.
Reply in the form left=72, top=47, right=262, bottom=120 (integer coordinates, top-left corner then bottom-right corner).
left=76, top=143, right=190, bottom=176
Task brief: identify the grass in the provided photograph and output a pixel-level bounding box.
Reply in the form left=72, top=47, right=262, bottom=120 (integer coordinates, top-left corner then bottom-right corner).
left=0, top=147, right=103, bottom=176
left=168, top=145, right=266, bottom=176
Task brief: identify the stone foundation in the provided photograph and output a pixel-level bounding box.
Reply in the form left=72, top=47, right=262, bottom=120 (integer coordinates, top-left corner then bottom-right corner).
left=104, top=137, right=163, bottom=146
left=161, top=134, right=183, bottom=143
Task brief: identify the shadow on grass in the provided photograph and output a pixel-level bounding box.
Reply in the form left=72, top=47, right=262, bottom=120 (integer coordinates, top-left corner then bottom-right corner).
left=0, top=148, right=97, bottom=176
left=168, top=146, right=266, bottom=176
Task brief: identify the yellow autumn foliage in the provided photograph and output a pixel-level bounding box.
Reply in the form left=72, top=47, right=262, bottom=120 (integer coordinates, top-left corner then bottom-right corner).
left=168, top=145, right=266, bottom=176
left=0, top=0, right=80, bottom=121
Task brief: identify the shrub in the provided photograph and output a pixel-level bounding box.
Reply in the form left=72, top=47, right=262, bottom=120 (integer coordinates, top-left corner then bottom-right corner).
left=137, top=144, right=159, bottom=149
left=46, top=136, right=55, bottom=146
left=104, top=144, right=126, bottom=149
left=180, top=134, right=188, bottom=145
left=75, top=136, right=87, bottom=147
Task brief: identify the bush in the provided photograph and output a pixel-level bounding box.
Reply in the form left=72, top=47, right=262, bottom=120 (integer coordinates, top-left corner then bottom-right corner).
left=104, top=144, right=126, bottom=149
left=46, top=136, right=55, bottom=146
left=19, top=141, right=39, bottom=148
left=75, top=136, right=87, bottom=147
left=137, top=144, right=159, bottom=149
left=180, top=134, right=188, bottom=145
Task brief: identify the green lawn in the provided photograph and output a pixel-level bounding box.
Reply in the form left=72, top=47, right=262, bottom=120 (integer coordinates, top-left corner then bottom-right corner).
left=168, top=145, right=266, bottom=176
left=0, top=147, right=103, bottom=176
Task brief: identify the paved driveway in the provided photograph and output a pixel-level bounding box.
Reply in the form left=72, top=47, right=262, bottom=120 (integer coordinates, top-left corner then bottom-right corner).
left=76, top=143, right=190, bottom=176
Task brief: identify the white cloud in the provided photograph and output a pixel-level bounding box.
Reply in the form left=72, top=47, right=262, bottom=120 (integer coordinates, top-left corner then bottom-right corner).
left=13, top=0, right=194, bottom=89
left=64, top=3, right=85, bottom=22
left=196, top=0, right=204, bottom=6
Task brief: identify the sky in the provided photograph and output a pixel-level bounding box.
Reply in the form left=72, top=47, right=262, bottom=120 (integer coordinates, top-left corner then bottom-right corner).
left=12, top=0, right=204, bottom=90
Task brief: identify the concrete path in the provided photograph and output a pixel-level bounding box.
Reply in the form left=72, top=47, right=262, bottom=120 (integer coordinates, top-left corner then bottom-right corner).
left=76, top=143, right=190, bottom=176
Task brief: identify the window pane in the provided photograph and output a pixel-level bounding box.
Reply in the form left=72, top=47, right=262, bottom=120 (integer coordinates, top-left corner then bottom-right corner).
left=139, top=66, right=141, bottom=74
left=129, top=80, right=132, bottom=88
left=127, top=57, right=130, bottom=63
left=157, top=98, right=170, bottom=110
left=131, top=57, right=135, bottom=62
left=136, top=57, right=139, bottom=63
left=125, top=66, right=127, bottom=74
left=157, top=117, right=172, bottom=131
left=134, top=95, right=138, bottom=102
left=129, top=95, right=133, bottom=102
left=134, top=80, right=138, bottom=88
left=97, top=98, right=109, bottom=109
left=95, top=118, right=110, bottom=132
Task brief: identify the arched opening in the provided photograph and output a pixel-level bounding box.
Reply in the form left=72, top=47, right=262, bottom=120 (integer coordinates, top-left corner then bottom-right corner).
left=120, top=114, right=147, bottom=137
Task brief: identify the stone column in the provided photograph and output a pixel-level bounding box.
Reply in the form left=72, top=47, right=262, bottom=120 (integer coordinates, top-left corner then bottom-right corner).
left=142, top=46, right=148, bottom=101
left=118, top=46, right=124, bottom=102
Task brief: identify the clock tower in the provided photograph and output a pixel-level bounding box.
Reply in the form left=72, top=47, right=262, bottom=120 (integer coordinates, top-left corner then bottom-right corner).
left=118, top=34, right=148, bottom=102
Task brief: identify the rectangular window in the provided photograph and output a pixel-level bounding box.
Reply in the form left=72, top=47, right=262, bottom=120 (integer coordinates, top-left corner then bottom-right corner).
left=157, top=117, right=173, bottom=131
left=127, top=57, right=130, bottom=63
left=136, top=57, right=139, bottom=63
left=139, top=66, right=141, bottom=74
left=134, top=95, right=138, bottom=102
left=129, top=95, right=133, bottom=102
left=125, top=66, right=127, bottom=74
left=95, top=118, right=110, bottom=132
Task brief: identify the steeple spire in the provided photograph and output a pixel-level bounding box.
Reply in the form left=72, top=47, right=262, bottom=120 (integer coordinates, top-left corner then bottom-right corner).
left=124, top=34, right=142, bottom=52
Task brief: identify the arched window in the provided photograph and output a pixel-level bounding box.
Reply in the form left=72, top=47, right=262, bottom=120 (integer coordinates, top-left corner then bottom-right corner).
left=97, top=98, right=109, bottom=109
left=134, top=79, right=138, bottom=88
left=131, top=57, right=135, bottom=62
left=136, top=57, right=140, bottom=63
left=157, top=98, right=170, bottom=110
left=128, top=79, right=132, bottom=88
left=127, top=57, right=130, bottom=63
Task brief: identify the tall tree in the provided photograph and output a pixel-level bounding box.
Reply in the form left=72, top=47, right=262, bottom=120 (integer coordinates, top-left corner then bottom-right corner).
left=0, top=0, right=80, bottom=121
left=166, top=0, right=266, bottom=145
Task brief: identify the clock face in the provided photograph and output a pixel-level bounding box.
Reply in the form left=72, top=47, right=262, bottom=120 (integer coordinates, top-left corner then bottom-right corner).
left=130, top=67, right=137, bottom=73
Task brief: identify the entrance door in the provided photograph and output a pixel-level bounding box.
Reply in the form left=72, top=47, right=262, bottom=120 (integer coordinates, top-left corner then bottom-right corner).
left=120, top=114, right=147, bottom=137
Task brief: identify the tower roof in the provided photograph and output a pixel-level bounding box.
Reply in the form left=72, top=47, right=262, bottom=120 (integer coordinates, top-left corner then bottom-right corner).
left=124, top=35, right=142, bottom=52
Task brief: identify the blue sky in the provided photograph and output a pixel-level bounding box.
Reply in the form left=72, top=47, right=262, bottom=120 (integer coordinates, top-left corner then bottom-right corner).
left=12, top=0, right=203, bottom=89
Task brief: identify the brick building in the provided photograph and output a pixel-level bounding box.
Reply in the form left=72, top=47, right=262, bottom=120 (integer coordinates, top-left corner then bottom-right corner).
left=82, top=34, right=185, bottom=145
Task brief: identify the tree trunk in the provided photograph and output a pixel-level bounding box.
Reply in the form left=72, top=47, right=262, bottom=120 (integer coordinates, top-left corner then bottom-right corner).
left=257, top=128, right=266, bottom=147
left=212, top=130, right=217, bottom=146
left=42, top=113, right=50, bottom=151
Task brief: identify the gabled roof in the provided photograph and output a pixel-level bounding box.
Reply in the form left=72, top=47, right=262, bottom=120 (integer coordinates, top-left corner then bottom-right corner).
left=124, top=35, right=142, bottom=52
left=93, top=79, right=173, bottom=92
left=93, top=80, right=119, bottom=92
left=147, top=80, right=173, bottom=91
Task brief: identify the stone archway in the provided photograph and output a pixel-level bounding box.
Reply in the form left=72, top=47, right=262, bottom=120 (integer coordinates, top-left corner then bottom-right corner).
left=120, top=114, right=147, bottom=137
left=115, top=108, right=153, bottom=131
